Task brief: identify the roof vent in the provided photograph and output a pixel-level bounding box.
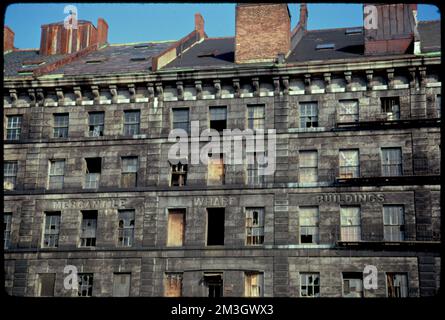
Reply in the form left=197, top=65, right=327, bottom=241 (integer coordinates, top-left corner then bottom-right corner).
left=85, top=59, right=106, bottom=64
left=315, top=43, right=335, bottom=50
left=134, top=44, right=151, bottom=49
left=345, top=28, right=363, bottom=35
left=130, top=57, right=148, bottom=61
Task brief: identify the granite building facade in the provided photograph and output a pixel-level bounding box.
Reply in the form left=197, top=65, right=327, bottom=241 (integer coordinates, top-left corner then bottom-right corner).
left=3, top=3, right=441, bottom=297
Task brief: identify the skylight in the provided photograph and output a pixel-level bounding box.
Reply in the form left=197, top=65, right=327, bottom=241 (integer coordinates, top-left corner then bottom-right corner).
left=134, top=44, right=151, bottom=49
left=345, top=28, right=363, bottom=35
left=85, top=59, right=105, bottom=64
left=315, top=43, right=335, bottom=50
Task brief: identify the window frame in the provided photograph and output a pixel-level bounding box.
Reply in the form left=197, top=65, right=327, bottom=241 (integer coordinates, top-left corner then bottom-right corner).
left=77, top=273, right=94, bottom=297
left=123, top=110, right=141, bottom=136
left=79, top=211, right=97, bottom=247
left=247, top=104, right=265, bottom=130
left=383, top=205, right=405, bottom=241
left=299, top=150, right=318, bottom=184
left=117, top=209, right=135, bottom=247
left=6, top=115, right=22, bottom=140
left=209, top=106, right=227, bottom=132
left=42, top=212, right=61, bottom=248
left=4, top=213, right=12, bottom=249
left=53, top=113, right=69, bottom=138
left=48, top=159, right=65, bottom=190
left=381, top=147, right=403, bottom=177
left=339, top=149, right=360, bottom=179
left=121, top=156, right=138, bottom=188
left=386, top=273, right=409, bottom=298
left=299, top=206, right=320, bottom=244
left=300, top=272, right=320, bottom=297
left=245, top=272, right=264, bottom=297
left=299, top=101, right=318, bottom=128
left=380, top=97, right=400, bottom=120
left=172, top=108, right=190, bottom=133
left=88, top=111, right=105, bottom=137
left=4, top=161, right=18, bottom=190
left=340, top=206, right=361, bottom=241
left=337, top=99, right=359, bottom=123
left=245, top=207, right=265, bottom=246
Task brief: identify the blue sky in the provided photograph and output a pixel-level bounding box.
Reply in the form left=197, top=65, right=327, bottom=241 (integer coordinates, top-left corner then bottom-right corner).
left=4, top=3, right=441, bottom=49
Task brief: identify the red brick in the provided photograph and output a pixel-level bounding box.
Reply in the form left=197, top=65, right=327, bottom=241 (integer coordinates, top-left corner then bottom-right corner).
left=4, top=26, right=15, bottom=52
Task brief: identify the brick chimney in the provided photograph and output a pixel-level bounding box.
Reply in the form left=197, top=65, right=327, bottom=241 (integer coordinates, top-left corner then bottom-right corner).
left=364, top=4, right=418, bottom=55
left=299, top=4, right=308, bottom=32
left=291, top=3, right=308, bottom=49
left=195, top=13, right=205, bottom=40
left=235, top=3, right=291, bottom=64
left=40, top=18, right=108, bottom=56
left=4, top=26, right=15, bottom=52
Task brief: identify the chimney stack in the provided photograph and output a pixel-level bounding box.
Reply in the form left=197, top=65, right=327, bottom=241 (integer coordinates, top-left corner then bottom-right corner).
left=235, top=3, right=291, bottom=64
left=97, top=18, right=108, bottom=46
left=299, top=4, right=308, bottom=32
left=195, top=13, right=205, bottom=40
left=364, top=4, right=418, bottom=55
left=4, top=26, right=15, bottom=52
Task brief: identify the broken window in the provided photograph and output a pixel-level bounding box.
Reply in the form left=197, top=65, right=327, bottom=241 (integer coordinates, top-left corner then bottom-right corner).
left=37, top=273, right=55, bottom=297
left=300, top=273, right=320, bottom=297
left=43, top=212, right=61, bottom=248
left=53, top=113, right=69, bottom=138
left=247, top=152, right=265, bottom=185
left=207, top=154, right=225, bottom=185
left=121, top=156, right=138, bottom=188
left=299, top=151, right=318, bottom=184
left=4, top=161, right=18, bottom=190
left=6, top=115, right=22, bottom=140
left=247, top=105, right=265, bottom=130
left=123, top=110, right=140, bottom=135
left=209, top=106, right=227, bottom=132
left=172, top=108, right=190, bottom=133
left=171, top=162, right=187, bottom=186
left=164, top=273, right=183, bottom=297
left=383, top=205, right=405, bottom=241
left=246, top=208, right=264, bottom=245
left=207, top=208, right=225, bottom=246
left=381, top=97, right=400, bottom=120
left=340, top=206, right=361, bottom=241
left=48, top=159, right=65, bottom=189
left=4, top=213, right=12, bottom=249
left=84, top=157, right=101, bottom=189
left=204, top=273, right=223, bottom=298
left=299, top=207, right=319, bottom=244
left=78, top=273, right=93, bottom=297
left=339, top=149, right=359, bottom=179
left=342, top=272, right=363, bottom=297
left=437, top=94, right=441, bottom=118
left=381, top=147, right=402, bottom=176
left=245, top=272, right=263, bottom=297
left=338, top=99, right=359, bottom=123
left=113, top=273, right=131, bottom=297
left=167, top=209, right=185, bottom=247
left=387, top=273, right=408, bottom=297
left=299, top=102, right=318, bottom=128
left=80, top=211, right=97, bottom=247
left=88, top=112, right=104, bottom=137
left=118, top=210, right=135, bottom=247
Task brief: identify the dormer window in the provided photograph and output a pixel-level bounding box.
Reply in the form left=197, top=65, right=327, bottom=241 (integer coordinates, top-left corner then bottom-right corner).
left=315, top=43, right=335, bottom=50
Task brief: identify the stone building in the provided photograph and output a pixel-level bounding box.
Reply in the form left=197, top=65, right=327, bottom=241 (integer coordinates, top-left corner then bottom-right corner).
left=3, top=3, right=441, bottom=297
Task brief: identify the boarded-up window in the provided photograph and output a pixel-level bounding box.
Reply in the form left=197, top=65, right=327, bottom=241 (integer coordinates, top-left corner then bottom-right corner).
left=4, top=213, right=12, bottom=249
left=209, top=107, right=227, bottom=132
left=338, top=99, right=359, bottom=123
left=343, top=272, right=363, bottom=297
left=80, top=211, right=97, bottom=247
left=43, top=212, right=61, bottom=248
left=299, top=151, right=318, bottom=184
left=78, top=273, right=93, bottom=297
left=387, top=273, right=408, bottom=297
left=381, top=97, right=400, bottom=120
left=113, top=273, right=131, bottom=297
left=164, top=273, right=183, bottom=297
left=340, top=207, right=361, bottom=241
left=208, top=155, right=225, bottom=185
left=246, top=208, right=264, bottom=245
left=207, top=208, right=225, bottom=246
left=300, top=273, right=320, bottom=297
left=245, top=272, right=263, bottom=297
left=167, top=209, right=185, bottom=247
left=118, top=210, right=135, bottom=247
left=339, top=149, right=359, bottom=178
left=383, top=205, right=405, bottom=241
left=247, top=105, right=265, bottom=130
left=381, top=147, right=402, bottom=176
left=299, top=207, right=319, bottom=244
left=48, top=159, right=65, bottom=189
left=204, top=273, right=223, bottom=297
left=171, top=162, right=187, bottom=186
left=38, top=273, right=55, bottom=297
left=121, top=156, right=138, bottom=188
left=4, top=161, right=18, bottom=190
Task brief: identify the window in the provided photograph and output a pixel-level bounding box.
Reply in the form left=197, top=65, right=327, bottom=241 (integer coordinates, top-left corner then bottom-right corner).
left=171, top=162, right=187, bottom=186
left=4, top=213, right=12, bottom=249
left=381, top=97, right=400, bottom=120
left=340, top=207, right=361, bottom=241
left=88, top=112, right=104, bottom=137
left=299, top=102, right=318, bottom=128
left=167, top=209, right=185, bottom=247
left=6, top=115, right=22, bottom=140
left=246, top=208, right=264, bottom=245
left=37, top=273, right=55, bottom=297
left=247, top=152, right=265, bottom=185
left=437, top=94, right=441, bottom=118
left=204, top=273, right=223, bottom=297
left=48, top=160, right=65, bottom=189
left=383, top=205, right=405, bottom=241
left=247, top=105, right=265, bottom=130
left=42, top=212, right=61, bottom=248
left=339, top=149, right=359, bottom=179
left=208, top=154, right=225, bottom=185
left=299, top=151, right=318, bottom=184
left=386, top=273, right=408, bottom=297
left=80, top=211, right=97, bottom=247
left=338, top=100, right=359, bottom=123
left=343, top=272, right=363, bottom=297
left=245, top=272, right=263, bottom=297
left=84, top=158, right=101, bottom=189
left=300, top=273, right=320, bottom=297
left=118, top=210, right=135, bottom=247
left=123, top=110, right=140, bottom=135
left=53, top=113, right=69, bottom=138
left=78, top=273, right=93, bottom=297
left=164, top=273, right=183, bottom=297
left=209, top=106, right=227, bottom=132
left=113, top=273, right=131, bottom=297
left=121, top=156, right=138, bottom=188
left=299, top=207, right=319, bottom=244
left=206, top=208, right=225, bottom=246
left=381, top=147, right=402, bottom=176
left=4, top=161, right=18, bottom=190
left=172, top=108, right=190, bottom=133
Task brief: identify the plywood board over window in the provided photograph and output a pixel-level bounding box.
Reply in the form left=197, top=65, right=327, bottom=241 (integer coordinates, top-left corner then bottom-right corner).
left=167, top=209, right=185, bottom=247
left=208, top=155, right=225, bottom=185
left=164, top=273, right=183, bottom=297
